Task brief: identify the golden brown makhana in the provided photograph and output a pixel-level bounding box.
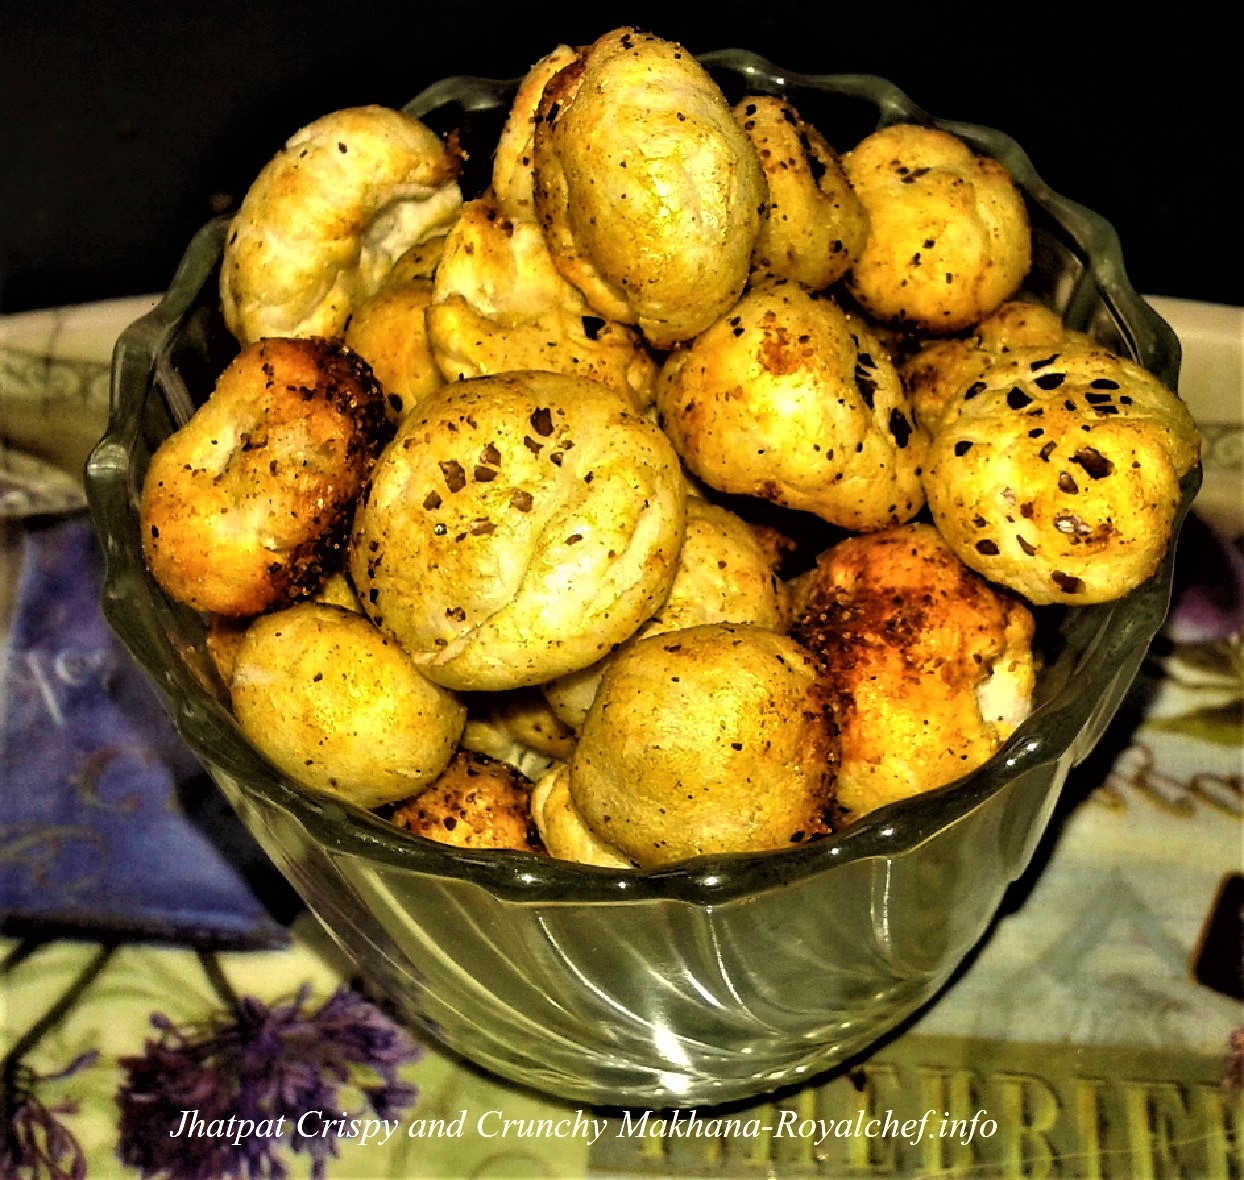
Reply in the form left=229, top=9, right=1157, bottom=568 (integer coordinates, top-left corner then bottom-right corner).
left=921, top=333, right=1201, bottom=603
left=790, top=523, right=1035, bottom=821
left=531, top=27, right=766, bottom=349
left=567, top=623, right=838, bottom=867
left=230, top=602, right=466, bottom=809
left=140, top=336, right=389, bottom=617
left=221, top=105, right=463, bottom=345
left=842, top=123, right=1031, bottom=332
left=734, top=94, right=867, bottom=290
left=656, top=278, right=929, bottom=531
left=348, top=369, right=686, bottom=692
left=427, top=195, right=657, bottom=408
left=343, top=277, right=444, bottom=427
left=391, top=750, right=545, bottom=853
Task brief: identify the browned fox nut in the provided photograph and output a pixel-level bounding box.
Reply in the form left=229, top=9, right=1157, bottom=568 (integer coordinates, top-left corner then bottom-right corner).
left=734, top=94, right=868, bottom=290
left=922, top=337, right=1201, bottom=603
left=140, top=336, right=390, bottom=616
left=842, top=123, right=1031, bottom=332
left=391, top=750, right=545, bottom=853
left=790, top=522, right=1035, bottom=822
left=531, top=27, right=766, bottom=349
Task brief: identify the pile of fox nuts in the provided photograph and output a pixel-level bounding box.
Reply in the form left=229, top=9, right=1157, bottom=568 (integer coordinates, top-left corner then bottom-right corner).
left=139, top=26, right=1200, bottom=870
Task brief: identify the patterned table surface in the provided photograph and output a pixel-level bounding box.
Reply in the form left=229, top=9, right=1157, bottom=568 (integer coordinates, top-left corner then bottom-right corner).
left=1, top=294, right=1240, bottom=1179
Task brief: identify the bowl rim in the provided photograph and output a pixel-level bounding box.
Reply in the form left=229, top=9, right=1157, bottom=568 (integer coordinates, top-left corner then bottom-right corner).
left=86, top=49, right=1200, bottom=907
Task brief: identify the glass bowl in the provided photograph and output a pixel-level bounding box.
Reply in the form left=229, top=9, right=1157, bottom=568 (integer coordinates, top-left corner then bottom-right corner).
left=84, top=48, right=1200, bottom=1108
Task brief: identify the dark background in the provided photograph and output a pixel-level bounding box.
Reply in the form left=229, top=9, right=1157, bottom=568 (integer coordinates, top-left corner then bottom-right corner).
left=1, top=0, right=1236, bottom=315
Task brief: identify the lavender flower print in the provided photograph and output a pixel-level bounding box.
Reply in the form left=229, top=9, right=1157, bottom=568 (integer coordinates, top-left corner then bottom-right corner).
left=1, top=1052, right=98, bottom=1180
left=116, top=985, right=421, bottom=1180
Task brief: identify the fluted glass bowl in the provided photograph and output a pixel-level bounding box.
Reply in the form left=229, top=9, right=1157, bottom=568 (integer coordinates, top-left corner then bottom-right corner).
left=84, top=48, right=1199, bottom=1108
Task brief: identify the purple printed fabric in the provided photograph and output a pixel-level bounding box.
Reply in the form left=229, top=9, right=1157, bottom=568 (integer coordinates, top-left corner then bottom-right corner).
left=0, top=513, right=290, bottom=946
